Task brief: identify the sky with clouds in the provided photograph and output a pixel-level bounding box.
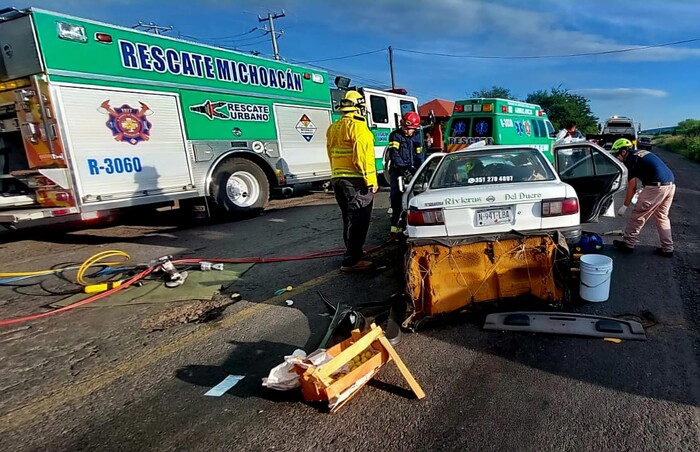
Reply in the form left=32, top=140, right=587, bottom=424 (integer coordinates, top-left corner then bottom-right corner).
left=19, top=0, right=700, bottom=129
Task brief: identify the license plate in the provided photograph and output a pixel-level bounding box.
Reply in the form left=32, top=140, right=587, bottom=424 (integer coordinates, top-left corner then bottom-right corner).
left=476, top=208, right=512, bottom=226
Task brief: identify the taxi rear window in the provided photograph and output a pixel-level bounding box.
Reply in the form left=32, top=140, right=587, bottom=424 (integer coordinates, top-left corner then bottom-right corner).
left=430, top=148, right=555, bottom=189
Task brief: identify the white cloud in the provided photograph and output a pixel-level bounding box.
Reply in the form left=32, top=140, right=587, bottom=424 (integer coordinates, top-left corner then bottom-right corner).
left=340, top=0, right=700, bottom=63
left=571, top=88, right=669, bottom=100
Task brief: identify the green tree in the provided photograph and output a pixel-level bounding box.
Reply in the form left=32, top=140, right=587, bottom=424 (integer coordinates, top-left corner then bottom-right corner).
left=676, top=119, right=700, bottom=137
left=526, top=88, right=598, bottom=134
left=471, top=85, right=517, bottom=100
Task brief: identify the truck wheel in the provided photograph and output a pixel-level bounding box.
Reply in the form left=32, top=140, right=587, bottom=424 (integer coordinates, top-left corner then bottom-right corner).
left=210, top=158, right=269, bottom=216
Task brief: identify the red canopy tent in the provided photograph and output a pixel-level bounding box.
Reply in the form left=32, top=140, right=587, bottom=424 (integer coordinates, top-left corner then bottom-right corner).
left=418, top=99, right=454, bottom=119
left=418, top=99, right=454, bottom=151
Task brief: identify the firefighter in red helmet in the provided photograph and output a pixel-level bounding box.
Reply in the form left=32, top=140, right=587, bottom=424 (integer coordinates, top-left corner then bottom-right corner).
left=387, top=111, right=422, bottom=236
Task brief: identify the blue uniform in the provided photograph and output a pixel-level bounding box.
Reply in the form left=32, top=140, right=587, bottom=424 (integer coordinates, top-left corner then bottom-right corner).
left=387, top=130, right=422, bottom=170
left=387, top=130, right=422, bottom=230
left=623, top=150, right=674, bottom=186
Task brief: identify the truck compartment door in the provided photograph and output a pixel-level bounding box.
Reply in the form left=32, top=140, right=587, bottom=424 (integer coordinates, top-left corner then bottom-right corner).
left=273, top=104, right=331, bottom=182
left=54, top=85, right=194, bottom=204
left=0, top=14, right=43, bottom=82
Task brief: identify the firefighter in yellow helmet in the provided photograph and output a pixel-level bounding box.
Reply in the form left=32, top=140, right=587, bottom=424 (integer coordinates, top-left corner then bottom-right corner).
left=326, top=90, right=377, bottom=272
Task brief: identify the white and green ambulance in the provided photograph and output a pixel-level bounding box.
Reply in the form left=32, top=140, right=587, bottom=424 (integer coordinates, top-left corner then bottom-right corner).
left=444, top=98, right=557, bottom=162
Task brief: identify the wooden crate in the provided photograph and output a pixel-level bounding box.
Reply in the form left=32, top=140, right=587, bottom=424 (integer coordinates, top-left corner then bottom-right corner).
left=299, top=324, right=424, bottom=412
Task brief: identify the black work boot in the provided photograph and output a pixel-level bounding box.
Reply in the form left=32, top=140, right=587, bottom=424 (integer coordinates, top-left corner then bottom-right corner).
left=613, top=239, right=634, bottom=254
left=654, top=248, right=673, bottom=258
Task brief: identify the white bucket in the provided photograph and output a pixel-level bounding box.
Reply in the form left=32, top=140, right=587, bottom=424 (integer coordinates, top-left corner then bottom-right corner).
left=579, top=254, right=613, bottom=302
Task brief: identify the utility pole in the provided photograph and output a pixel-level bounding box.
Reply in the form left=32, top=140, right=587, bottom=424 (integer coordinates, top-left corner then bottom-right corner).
left=258, top=10, right=285, bottom=60
left=133, top=21, right=173, bottom=35
left=388, top=46, right=396, bottom=89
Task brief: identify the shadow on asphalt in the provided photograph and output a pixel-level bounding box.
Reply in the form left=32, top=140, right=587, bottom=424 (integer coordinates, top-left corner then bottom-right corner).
left=173, top=241, right=408, bottom=407
left=0, top=185, right=331, bottom=246
left=175, top=340, right=306, bottom=404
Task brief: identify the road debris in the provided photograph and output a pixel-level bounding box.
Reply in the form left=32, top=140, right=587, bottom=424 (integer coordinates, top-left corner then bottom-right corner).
left=204, top=375, right=245, bottom=397
left=405, top=235, right=568, bottom=329
left=483, top=312, right=647, bottom=341
left=285, top=300, right=294, bottom=307
left=299, top=324, right=424, bottom=412
left=614, top=310, right=658, bottom=329
left=274, top=286, right=294, bottom=296
left=142, top=299, right=234, bottom=330
left=159, top=256, right=189, bottom=288
left=262, top=349, right=332, bottom=390
left=263, top=324, right=424, bottom=412
left=200, top=262, right=225, bottom=271
left=317, top=292, right=404, bottom=349
left=600, top=230, right=624, bottom=236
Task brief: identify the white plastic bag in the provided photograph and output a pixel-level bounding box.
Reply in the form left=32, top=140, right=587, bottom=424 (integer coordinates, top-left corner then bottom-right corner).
left=261, top=348, right=334, bottom=391
left=261, top=349, right=307, bottom=390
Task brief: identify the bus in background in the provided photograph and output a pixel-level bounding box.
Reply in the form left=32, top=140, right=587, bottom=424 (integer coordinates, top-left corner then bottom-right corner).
left=444, top=98, right=556, bottom=162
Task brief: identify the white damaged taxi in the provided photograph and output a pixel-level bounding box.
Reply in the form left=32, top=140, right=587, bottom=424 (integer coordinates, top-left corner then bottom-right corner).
left=402, top=143, right=627, bottom=243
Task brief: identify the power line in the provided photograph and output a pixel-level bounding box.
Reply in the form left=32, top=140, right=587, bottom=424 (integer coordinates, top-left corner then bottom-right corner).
left=289, top=59, right=391, bottom=89
left=394, top=37, right=700, bottom=60
left=296, top=48, right=386, bottom=64
left=233, top=38, right=277, bottom=49
left=133, top=21, right=173, bottom=35
left=178, top=27, right=258, bottom=42
left=287, top=58, right=384, bottom=83
left=180, top=30, right=268, bottom=45
left=212, top=32, right=270, bottom=44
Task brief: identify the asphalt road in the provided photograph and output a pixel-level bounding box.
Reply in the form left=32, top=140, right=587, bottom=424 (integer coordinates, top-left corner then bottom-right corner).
left=0, top=148, right=698, bottom=451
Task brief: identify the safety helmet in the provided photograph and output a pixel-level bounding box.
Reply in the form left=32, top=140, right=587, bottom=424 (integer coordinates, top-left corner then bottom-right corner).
left=611, top=138, right=634, bottom=154
left=337, top=90, right=365, bottom=112
left=402, top=111, right=421, bottom=129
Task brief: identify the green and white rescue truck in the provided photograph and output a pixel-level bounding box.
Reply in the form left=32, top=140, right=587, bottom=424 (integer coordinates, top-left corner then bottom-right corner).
left=0, top=7, right=414, bottom=227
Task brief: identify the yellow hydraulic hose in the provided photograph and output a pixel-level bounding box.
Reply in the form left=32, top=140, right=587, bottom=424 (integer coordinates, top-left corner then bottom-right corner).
left=0, top=251, right=131, bottom=289
left=76, top=250, right=131, bottom=287
left=0, top=268, right=77, bottom=277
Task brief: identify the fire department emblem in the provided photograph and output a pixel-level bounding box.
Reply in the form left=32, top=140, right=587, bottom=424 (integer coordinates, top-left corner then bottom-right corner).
left=100, top=100, right=152, bottom=145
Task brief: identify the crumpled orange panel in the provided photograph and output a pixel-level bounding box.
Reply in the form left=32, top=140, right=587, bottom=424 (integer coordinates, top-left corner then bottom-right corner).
left=406, top=236, right=564, bottom=317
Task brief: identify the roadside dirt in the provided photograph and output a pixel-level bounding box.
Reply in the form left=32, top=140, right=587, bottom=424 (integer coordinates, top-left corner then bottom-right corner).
left=141, top=298, right=236, bottom=331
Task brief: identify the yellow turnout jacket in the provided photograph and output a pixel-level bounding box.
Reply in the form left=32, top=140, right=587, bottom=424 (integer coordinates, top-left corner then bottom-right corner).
left=326, top=112, right=377, bottom=187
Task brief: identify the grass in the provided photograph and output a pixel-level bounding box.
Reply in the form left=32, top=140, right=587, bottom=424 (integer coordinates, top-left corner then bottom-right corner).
left=654, top=135, right=700, bottom=162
